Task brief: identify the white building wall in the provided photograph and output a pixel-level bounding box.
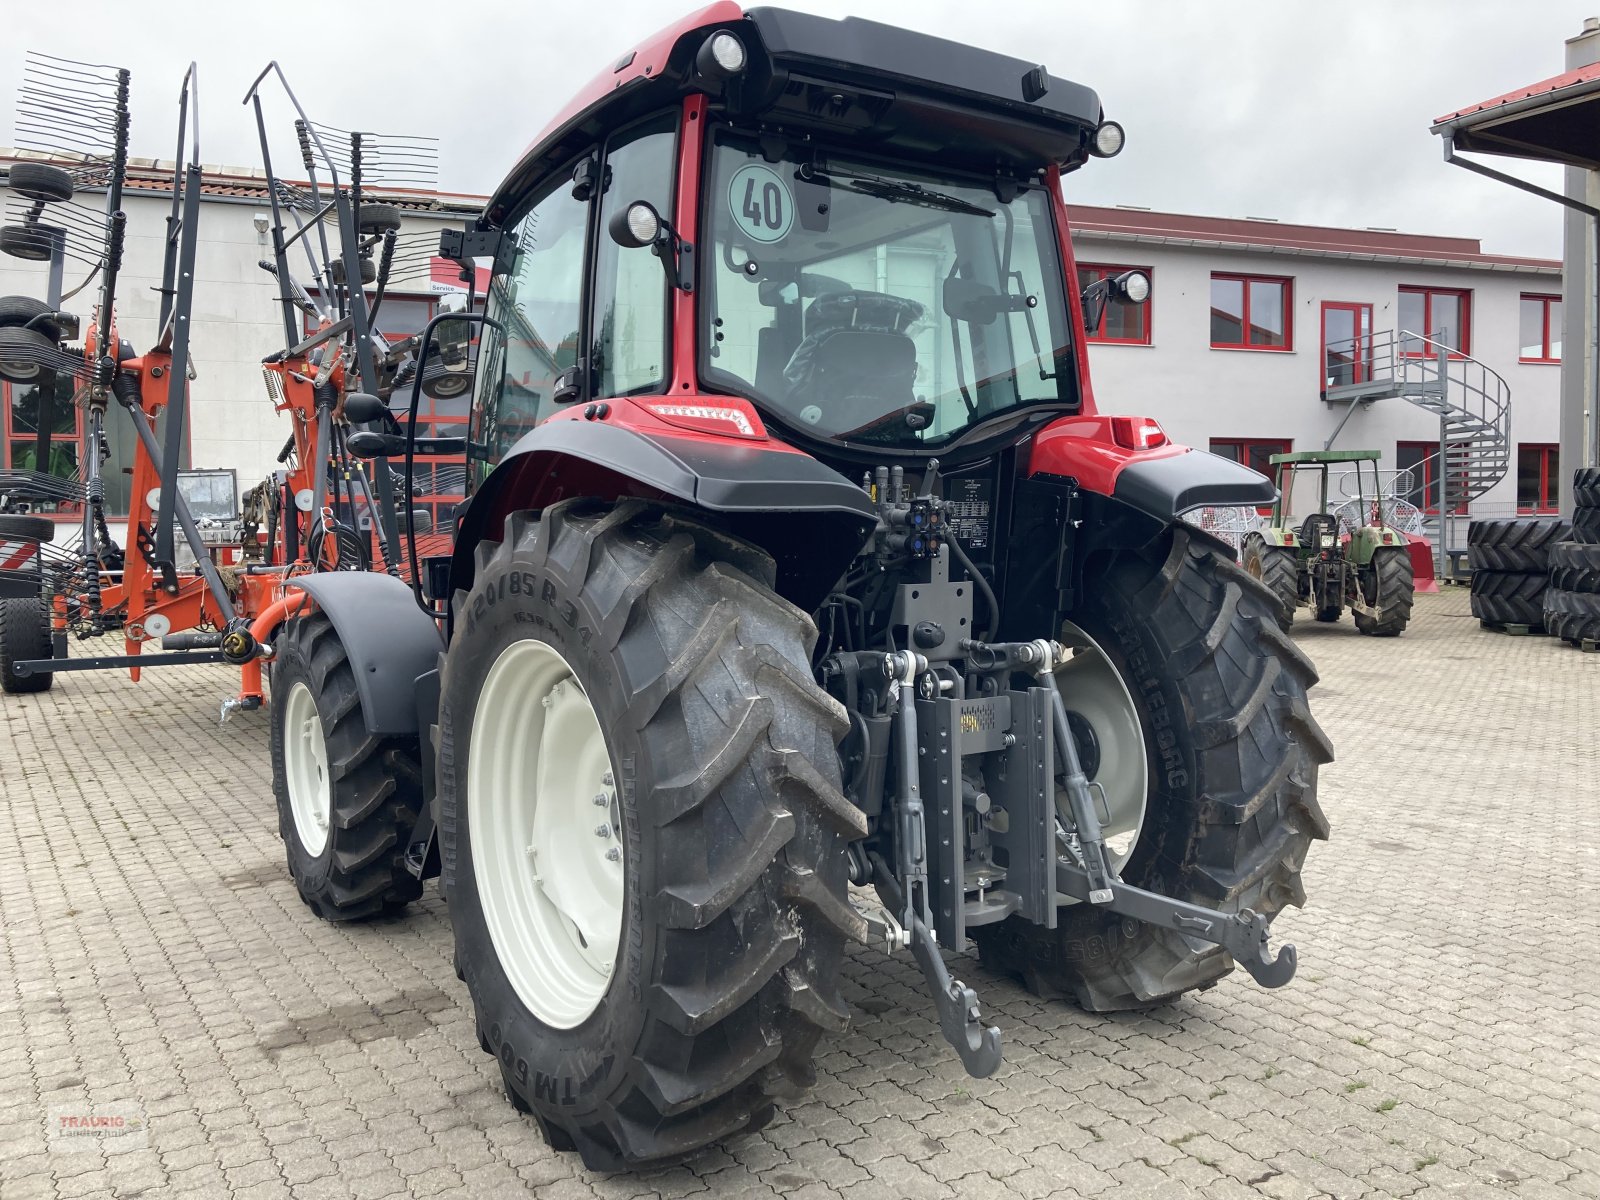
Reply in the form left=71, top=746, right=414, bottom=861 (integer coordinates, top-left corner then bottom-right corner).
left=0, top=184, right=459, bottom=500
left=1071, top=236, right=1562, bottom=516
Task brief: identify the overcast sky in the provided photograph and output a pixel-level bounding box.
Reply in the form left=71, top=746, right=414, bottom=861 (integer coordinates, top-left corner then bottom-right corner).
left=4, top=1, right=1594, bottom=259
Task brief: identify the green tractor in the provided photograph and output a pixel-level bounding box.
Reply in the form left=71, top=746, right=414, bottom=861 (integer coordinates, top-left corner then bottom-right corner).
left=1242, top=450, right=1414, bottom=637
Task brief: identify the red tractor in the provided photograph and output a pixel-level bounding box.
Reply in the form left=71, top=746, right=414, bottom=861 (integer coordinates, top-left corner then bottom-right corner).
left=263, top=5, right=1331, bottom=1169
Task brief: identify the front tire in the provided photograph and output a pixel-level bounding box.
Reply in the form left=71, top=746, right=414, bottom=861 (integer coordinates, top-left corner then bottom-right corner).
left=972, top=526, right=1332, bottom=1011
left=439, top=501, right=864, bottom=1171
left=269, top=615, right=425, bottom=919
left=1354, top=548, right=1413, bottom=637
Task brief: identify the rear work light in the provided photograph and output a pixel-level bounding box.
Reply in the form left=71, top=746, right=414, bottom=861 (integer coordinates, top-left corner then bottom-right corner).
left=645, top=402, right=762, bottom=439
left=1110, top=416, right=1167, bottom=451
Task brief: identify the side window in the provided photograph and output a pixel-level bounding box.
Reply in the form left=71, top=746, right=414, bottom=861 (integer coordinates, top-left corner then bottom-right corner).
left=592, top=114, right=677, bottom=397
left=471, top=174, right=590, bottom=480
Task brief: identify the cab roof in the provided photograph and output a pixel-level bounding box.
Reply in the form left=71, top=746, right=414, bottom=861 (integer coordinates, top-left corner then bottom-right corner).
left=484, top=5, right=1105, bottom=226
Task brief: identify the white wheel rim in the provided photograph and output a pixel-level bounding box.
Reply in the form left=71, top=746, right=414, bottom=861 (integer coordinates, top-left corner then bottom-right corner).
left=283, top=681, right=332, bottom=857
left=1055, top=621, right=1148, bottom=873
left=469, top=638, right=624, bottom=1029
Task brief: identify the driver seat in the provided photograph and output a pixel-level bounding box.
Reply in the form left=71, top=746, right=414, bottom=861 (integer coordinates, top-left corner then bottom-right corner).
left=783, top=291, right=925, bottom=436
left=1300, top=512, right=1340, bottom=548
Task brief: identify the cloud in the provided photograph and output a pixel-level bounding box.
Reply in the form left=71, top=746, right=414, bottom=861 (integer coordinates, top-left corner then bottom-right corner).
left=1, top=0, right=1588, bottom=257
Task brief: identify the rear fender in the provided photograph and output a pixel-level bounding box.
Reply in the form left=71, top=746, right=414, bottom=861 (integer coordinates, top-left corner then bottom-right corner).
left=1257, top=527, right=1297, bottom=549
left=1346, top=524, right=1410, bottom=566
left=280, top=572, right=444, bottom=735
left=450, top=410, right=878, bottom=615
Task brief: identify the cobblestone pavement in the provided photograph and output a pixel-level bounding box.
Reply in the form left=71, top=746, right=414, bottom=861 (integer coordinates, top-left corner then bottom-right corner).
left=1, top=587, right=1596, bottom=1199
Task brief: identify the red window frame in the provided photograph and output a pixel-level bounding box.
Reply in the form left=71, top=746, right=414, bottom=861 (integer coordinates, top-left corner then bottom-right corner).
left=1516, top=443, right=1560, bottom=513
left=1319, top=300, right=1374, bottom=390
left=1397, top=440, right=1468, bottom=516
left=1077, top=262, right=1152, bottom=345
left=1209, top=437, right=1292, bottom=514
left=2, top=377, right=85, bottom=516
left=1398, top=286, right=1471, bottom=357
left=1209, top=273, right=1293, bottom=352
left=1519, top=294, right=1561, bottom=364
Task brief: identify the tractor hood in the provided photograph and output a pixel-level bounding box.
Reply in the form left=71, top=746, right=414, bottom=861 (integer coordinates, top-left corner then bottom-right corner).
left=485, top=5, right=1106, bottom=227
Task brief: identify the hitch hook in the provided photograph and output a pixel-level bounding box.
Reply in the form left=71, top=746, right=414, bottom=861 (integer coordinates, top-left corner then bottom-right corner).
left=907, top=914, right=1002, bottom=1078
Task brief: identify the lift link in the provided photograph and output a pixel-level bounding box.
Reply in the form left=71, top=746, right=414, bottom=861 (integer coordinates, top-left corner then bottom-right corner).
left=883, top=649, right=1003, bottom=1078
left=1020, top=640, right=1298, bottom=989
left=1022, top=638, right=1116, bottom=903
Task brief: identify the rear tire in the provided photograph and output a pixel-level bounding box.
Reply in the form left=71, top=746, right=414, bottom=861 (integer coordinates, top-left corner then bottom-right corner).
left=1572, top=467, right=1600, bottom=509
left=0, top=596, right=52, bottom=694
left=269, top=614, right=425, bottom=920
left=1572, top=507, right=1600, bottom=546
left=971, top=526, right=1332, bottom=1012
left=1354, top=548, right=1413, bottom=637
left=1241, top=535, right=1297, bottom=630
left=439, top=501, right=863, bottom=1170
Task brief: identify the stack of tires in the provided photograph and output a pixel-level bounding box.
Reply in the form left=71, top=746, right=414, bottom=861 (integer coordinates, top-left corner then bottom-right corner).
left=1545, top=469, right=1600, bottom=647
left=1468, top=516, right=1570, bottom=630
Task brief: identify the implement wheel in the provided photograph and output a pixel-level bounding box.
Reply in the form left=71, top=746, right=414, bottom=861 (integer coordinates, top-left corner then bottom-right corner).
left=971, top=526, right=1332, bottom=1011
left=0, top=596, right=52, bottom=694
left=1354, top=548, right=1413, bottom=637
left=1241, top=534, right=1297, bottom=630
left=269, top=614, right=425, bottom=919
left=439, top=500, right=862, bottom=1171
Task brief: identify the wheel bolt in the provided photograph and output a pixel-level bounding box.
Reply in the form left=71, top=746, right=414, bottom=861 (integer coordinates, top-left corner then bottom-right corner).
left=592, top=793, right=609, bottom=806
left=594, top=824, right=611, bottom=838
left=602, top=771, right=613, bottom=787
left=605, top=847, right=621, bottom=862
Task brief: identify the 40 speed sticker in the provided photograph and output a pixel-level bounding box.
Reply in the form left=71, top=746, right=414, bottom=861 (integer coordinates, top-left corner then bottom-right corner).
left=728, top=163, right=793, bottom=243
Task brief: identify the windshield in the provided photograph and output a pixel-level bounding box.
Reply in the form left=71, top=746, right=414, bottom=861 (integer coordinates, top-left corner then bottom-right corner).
left=701, top=129, right=1078, bottom=450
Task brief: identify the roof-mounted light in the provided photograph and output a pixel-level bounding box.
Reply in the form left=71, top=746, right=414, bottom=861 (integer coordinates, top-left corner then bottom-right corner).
left=696, top=31, right=747, bottom=81
left=1115, top=270, right=1151, bottom=304
left=1091, top=121, right=1125, bottom=158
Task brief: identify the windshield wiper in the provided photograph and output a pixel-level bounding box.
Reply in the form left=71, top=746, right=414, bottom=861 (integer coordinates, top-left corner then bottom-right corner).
left=835, top=173, right=996, bottom=218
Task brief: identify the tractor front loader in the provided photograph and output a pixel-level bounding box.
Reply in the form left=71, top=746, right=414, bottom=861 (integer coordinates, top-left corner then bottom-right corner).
left=259, top=6, right=1332, bottom=1170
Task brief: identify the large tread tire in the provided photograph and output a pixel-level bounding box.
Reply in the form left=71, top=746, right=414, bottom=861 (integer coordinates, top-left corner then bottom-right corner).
left=1572, top=467, right=1600, bottom=509
left=0, top=295, right=65, bottom=343
left=1469, top=516, right=1571, bottom=573
left=971, top=526, right=1332, bottom=1012
left=0, top=514, right=54, bottom=543
left=1574, top=507, right=1600, bottom=546
left=269, top=614, right=425, bottom=920
left=439, top=501, right=863, bottom=1171
left=7, top=163, right=75, bottom=203
left=0, top=596, right=52, bottom=694
left=1543, top=588, right=1600, bottom=644
left=1549, top=541, right=1600, bottom=594
left=1240, top=534, right=1298, bottom=631
left=1469, top=570, right=1547, bottom=627
left=1354, top=548, right=1413, bottom=637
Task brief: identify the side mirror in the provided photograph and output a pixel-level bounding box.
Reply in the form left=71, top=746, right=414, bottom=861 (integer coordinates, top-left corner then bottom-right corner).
left=343, top=391, right=388, bottom=424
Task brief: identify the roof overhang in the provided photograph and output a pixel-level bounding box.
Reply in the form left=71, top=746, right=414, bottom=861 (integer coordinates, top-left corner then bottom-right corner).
left=1432, top=64, right=1600, bottom=169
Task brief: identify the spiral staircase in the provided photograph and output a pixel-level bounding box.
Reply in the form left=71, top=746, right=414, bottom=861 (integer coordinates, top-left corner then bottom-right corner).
left=1322, top=329, right=1511, bottom=575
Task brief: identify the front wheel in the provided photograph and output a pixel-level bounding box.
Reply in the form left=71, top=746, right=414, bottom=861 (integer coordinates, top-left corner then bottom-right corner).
left=439, top=501, right=864, bottom=1171
left=1354, top=548, right=1413, bottom=637
left=972, top=526, right=1332, bottom=1011
left=0, top=596, right=52, bottom=694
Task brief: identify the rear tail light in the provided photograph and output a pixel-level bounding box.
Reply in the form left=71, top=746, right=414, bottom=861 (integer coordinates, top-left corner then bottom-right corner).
left=1110, top=416, right=1167, bottom=451
left=645, top=401, right=763, bottom=439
